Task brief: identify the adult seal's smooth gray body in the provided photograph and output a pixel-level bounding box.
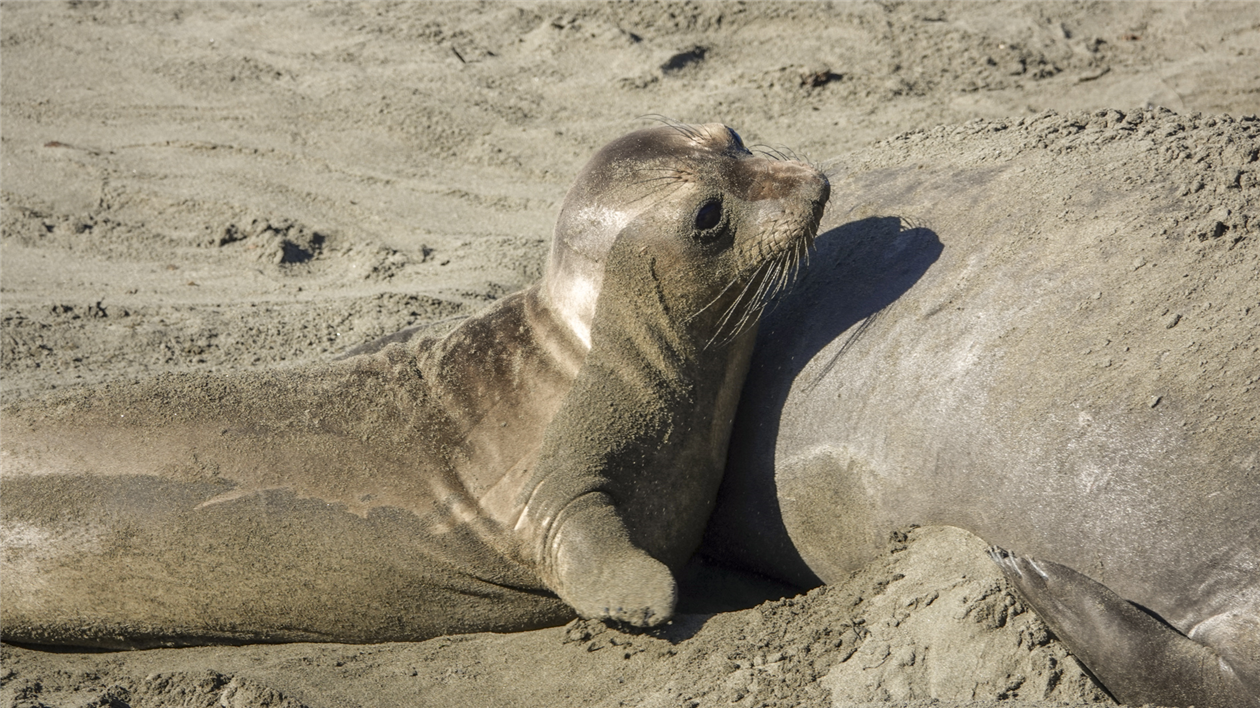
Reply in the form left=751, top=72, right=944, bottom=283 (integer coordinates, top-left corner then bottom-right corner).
left=705, top=116, right=1258, bottom=707
left=1, top=123, right=829, bottom=648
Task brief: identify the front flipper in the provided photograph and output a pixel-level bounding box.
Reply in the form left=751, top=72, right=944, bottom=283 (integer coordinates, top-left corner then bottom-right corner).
left=546, top=492, right=676, bottom=627
left=989, top=548, right=1257, bottom=708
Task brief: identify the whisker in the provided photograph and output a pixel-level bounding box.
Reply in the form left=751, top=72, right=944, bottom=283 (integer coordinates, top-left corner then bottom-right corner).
left=790, top=239, right=806, bottom=286
left=714, top=268, right=763, bottom=332
left=723, top=305, right=760, bottom=346
left=639, top=114, right=702, bottom=141
left=757, top=252, right=789, bottom=297
left=707, top=261, right=771, bottom=347
left=631, top=174, right=686, bottom=188
left=751, top=144, right=810, bottom=164
left=699, top=228, right=817, bottom=348
left=624, top=179, right=686, bottom=206
left=786, top=242, right=808, bottom=286
left=784, top=241, right=800, bottom=285
left=761, top=244, right=806, bottom=317
left=737, top=264, right=780, bottom=330
left=750, top=144, right=790, bottom=162
left=630, top=167, right=697, bottom=193
left=763, top=255, right=790, bottom=302
left=686, top=277, right=740, bottom=324
left=790, top=240, right=808, bottom=284
left=727, top=261, right=779, bottom=335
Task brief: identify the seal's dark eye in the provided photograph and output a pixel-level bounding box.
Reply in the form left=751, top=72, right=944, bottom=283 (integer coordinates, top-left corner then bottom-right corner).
left=694, top=200, right=722, bottom=231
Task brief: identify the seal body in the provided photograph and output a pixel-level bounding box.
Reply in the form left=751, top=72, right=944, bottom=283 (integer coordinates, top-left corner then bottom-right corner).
left=0, top=123, right=829, bottom=647
left=705, top=142, right=1258, bottom=706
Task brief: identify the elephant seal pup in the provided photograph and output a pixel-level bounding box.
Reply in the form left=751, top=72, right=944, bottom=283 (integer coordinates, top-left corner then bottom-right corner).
left=704, top=113, right=1257, bottom=707
left=0, top=122, right=829, bottom=648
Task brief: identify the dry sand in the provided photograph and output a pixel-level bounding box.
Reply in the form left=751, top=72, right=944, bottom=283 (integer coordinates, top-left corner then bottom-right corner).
left=2, top=2, right=1258, bottom=707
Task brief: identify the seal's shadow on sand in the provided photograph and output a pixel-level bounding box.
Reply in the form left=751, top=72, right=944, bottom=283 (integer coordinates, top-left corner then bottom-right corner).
left=687, top=216, right=943, bottom=605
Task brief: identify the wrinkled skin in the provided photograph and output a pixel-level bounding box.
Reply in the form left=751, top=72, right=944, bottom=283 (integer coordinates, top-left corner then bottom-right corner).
left=0, top=123, right=828, bottom=648
left=704, top=155, right=1258, bottom=707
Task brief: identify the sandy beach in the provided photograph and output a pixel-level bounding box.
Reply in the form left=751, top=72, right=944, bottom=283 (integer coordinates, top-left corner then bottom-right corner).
left=3, top=2, right=1258, bottom=706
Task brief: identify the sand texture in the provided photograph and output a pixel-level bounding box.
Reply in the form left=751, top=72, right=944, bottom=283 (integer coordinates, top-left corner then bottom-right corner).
left=2, top=2, right=1258, bottom=707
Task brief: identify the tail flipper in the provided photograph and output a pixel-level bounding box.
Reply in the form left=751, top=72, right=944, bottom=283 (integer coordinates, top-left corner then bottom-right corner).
left=989, top=548, right=1258, bottom=708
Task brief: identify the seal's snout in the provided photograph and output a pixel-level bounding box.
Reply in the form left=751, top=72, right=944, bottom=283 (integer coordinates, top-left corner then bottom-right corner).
left=767, top=158, right=830, bottom=229
left=800, top=167, right=830, bottom=232
left=738, top=158, right=830, bottom=264
left=742, top=158, right=828, bottom=203
left=815, top=171, right=831, bottom=216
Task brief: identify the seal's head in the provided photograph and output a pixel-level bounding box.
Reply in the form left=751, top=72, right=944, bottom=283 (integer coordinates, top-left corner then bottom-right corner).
left=544, top=122, right=829, bottom=346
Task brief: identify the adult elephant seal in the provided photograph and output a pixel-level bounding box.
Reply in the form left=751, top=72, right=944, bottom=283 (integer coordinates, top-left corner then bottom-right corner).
left=704, top=111, right=1258, bottom=707
left=0, top=123, right=829, bottom=648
